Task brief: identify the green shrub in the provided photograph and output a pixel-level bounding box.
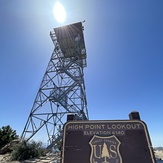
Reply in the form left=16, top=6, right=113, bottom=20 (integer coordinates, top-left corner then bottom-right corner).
left=11, top=140, right=47, bottom=161
left=0, top=125, right=18, bottom=148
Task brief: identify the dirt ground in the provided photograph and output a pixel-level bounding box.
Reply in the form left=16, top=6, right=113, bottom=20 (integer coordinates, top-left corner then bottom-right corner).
left=0, top=150, right=162, bottom=163
left=0, top=152, right=60, bottom=163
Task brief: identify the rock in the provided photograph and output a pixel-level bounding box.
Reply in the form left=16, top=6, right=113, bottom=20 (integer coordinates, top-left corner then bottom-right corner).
left=0, top=139, right=19, bottom=154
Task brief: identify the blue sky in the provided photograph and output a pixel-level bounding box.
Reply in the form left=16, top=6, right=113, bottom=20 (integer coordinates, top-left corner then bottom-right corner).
left=0, top=0, right=163, bottom=147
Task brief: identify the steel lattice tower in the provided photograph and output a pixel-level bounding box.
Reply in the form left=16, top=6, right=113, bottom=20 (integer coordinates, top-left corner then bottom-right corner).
left=21, top=22, right=88, bottom=147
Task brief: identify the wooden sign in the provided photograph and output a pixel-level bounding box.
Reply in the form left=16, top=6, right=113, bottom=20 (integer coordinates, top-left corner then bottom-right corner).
left=62, top=120, right=156, bottom=163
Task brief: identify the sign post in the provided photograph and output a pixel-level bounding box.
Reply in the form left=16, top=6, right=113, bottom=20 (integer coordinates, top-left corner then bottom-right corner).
left=62, top=120, right=156, bottom=163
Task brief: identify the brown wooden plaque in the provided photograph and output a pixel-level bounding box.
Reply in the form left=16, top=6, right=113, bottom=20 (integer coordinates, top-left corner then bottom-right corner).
left=62, top=120, right=156, bottom=163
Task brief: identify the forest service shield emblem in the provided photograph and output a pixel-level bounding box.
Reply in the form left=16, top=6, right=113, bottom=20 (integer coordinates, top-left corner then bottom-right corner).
left=89, top=135, right=122, bottom=163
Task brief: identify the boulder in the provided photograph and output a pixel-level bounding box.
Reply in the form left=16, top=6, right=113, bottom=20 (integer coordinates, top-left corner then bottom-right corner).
left=0, top=139, right=19, bottom=154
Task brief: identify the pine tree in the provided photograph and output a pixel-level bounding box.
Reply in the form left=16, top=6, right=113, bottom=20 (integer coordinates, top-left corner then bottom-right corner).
left=0, top=125, right=18, bottom=148
left=101, top=142, right=110, bottom=163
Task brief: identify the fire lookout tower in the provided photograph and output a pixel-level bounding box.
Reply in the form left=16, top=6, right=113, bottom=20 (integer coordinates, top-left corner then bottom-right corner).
left=21, top=22, right=88, bottom=147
